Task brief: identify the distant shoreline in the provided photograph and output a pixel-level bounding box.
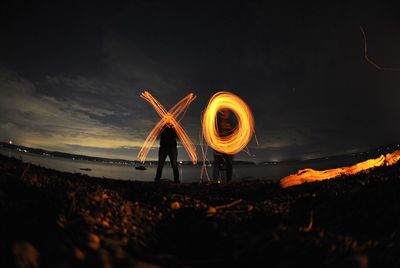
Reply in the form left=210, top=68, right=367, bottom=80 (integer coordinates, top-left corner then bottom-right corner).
left=1, top=141, right=399, bottom=166
left=0, top=142, right=254, bottom=166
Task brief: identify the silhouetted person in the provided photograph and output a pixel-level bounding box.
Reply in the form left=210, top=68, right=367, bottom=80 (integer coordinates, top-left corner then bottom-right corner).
left=155, top=123, right=180, bottom=183
left=213, top=108, right=233, bottom=182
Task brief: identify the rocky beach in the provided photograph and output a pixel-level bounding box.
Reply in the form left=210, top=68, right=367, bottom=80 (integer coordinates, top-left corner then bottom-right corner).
left=1, top=154, right=400, bottom=267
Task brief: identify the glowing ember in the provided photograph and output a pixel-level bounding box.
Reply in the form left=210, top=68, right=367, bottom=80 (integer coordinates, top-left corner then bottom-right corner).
left=280, top=150, right=400, bottom=188
left=385, top=150, right=400, bottom=166
left=138, top=91, right=198, bottom=164
left=202, top=91, right=255, bottom=155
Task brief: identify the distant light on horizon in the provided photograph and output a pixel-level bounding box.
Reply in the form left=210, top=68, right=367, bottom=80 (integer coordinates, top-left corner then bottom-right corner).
left=8, top=140, right=12, bottom=145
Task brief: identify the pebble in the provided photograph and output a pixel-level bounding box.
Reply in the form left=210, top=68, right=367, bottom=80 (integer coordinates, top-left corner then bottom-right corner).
left=88, top=233, right=101, bottom=250
left=170, top=201, right=181, bottom=209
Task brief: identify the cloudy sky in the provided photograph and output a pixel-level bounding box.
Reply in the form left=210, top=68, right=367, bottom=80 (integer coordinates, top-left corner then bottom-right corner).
left=1, top=1, right=400, bottom=161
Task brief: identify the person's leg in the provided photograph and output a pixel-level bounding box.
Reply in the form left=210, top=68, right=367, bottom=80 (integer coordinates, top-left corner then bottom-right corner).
left=225, top=154, right=233, bottom=182
left=169, top=147, right=180, bottom=183
left=155, top=147, right=167, bottom=182
left=213, top=152, right=220, bottom=181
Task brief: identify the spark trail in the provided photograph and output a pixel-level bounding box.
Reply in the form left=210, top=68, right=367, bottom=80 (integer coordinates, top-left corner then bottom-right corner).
left=280, top=150, right=400, bottom=188
left=138, top=91, right=197, bottom=164
left=202, top=91, right=255, bottom=155
left=360, top=26, right=400, bottom=71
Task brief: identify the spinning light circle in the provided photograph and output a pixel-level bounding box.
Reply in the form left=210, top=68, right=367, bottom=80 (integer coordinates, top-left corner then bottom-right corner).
left=202, top=91, right=255, bottom=155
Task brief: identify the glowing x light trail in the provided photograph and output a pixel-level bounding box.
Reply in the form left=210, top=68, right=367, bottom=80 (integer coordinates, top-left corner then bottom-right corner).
left=202, top=91, right=255, bottom=155
left=138, top=91, right=197, bottom=164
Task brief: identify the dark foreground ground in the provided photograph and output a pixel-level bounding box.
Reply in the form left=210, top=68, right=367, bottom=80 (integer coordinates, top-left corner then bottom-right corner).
left=1, top=155, right=400, bottom=268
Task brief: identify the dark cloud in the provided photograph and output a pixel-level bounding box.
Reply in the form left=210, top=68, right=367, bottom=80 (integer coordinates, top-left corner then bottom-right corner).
left=1, top=1, right=400, bottom=161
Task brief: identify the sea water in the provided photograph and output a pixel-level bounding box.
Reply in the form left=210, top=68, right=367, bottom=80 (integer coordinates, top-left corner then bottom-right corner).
left=0, top=148, right=379, bottom=183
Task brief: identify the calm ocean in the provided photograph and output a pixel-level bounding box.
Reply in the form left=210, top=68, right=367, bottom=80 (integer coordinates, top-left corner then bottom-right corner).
left=0, top=148, right=378, bottom=183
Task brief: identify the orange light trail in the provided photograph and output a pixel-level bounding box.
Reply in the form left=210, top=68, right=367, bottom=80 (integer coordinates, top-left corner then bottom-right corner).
left=202, top=91, right=255, bottom=155
left=280, top=150, right=400, bottom=188
left=138, top=91, right=198, bottom=164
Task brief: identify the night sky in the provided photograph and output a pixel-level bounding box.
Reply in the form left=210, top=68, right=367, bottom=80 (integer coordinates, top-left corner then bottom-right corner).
left=1, top=1, right=400, bottom=162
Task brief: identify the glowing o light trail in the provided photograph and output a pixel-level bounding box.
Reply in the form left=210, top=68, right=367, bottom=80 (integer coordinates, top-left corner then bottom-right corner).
left=138, top=91, right=198, bottom=164
left=202, top=91, right=255, bottom=155
left=280, top=150, right=400, bottom=188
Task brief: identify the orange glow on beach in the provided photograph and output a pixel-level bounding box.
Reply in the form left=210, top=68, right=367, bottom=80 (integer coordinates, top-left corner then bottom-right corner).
left=138, top=91, right=198, bottom=164
left=202, top=91, right=255, bottom=155
left=280, top=150, right=400, bottom=188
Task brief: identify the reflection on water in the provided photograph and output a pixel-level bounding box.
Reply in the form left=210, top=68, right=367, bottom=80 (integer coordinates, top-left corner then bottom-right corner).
left=0, top=148, right=378, bottom=183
